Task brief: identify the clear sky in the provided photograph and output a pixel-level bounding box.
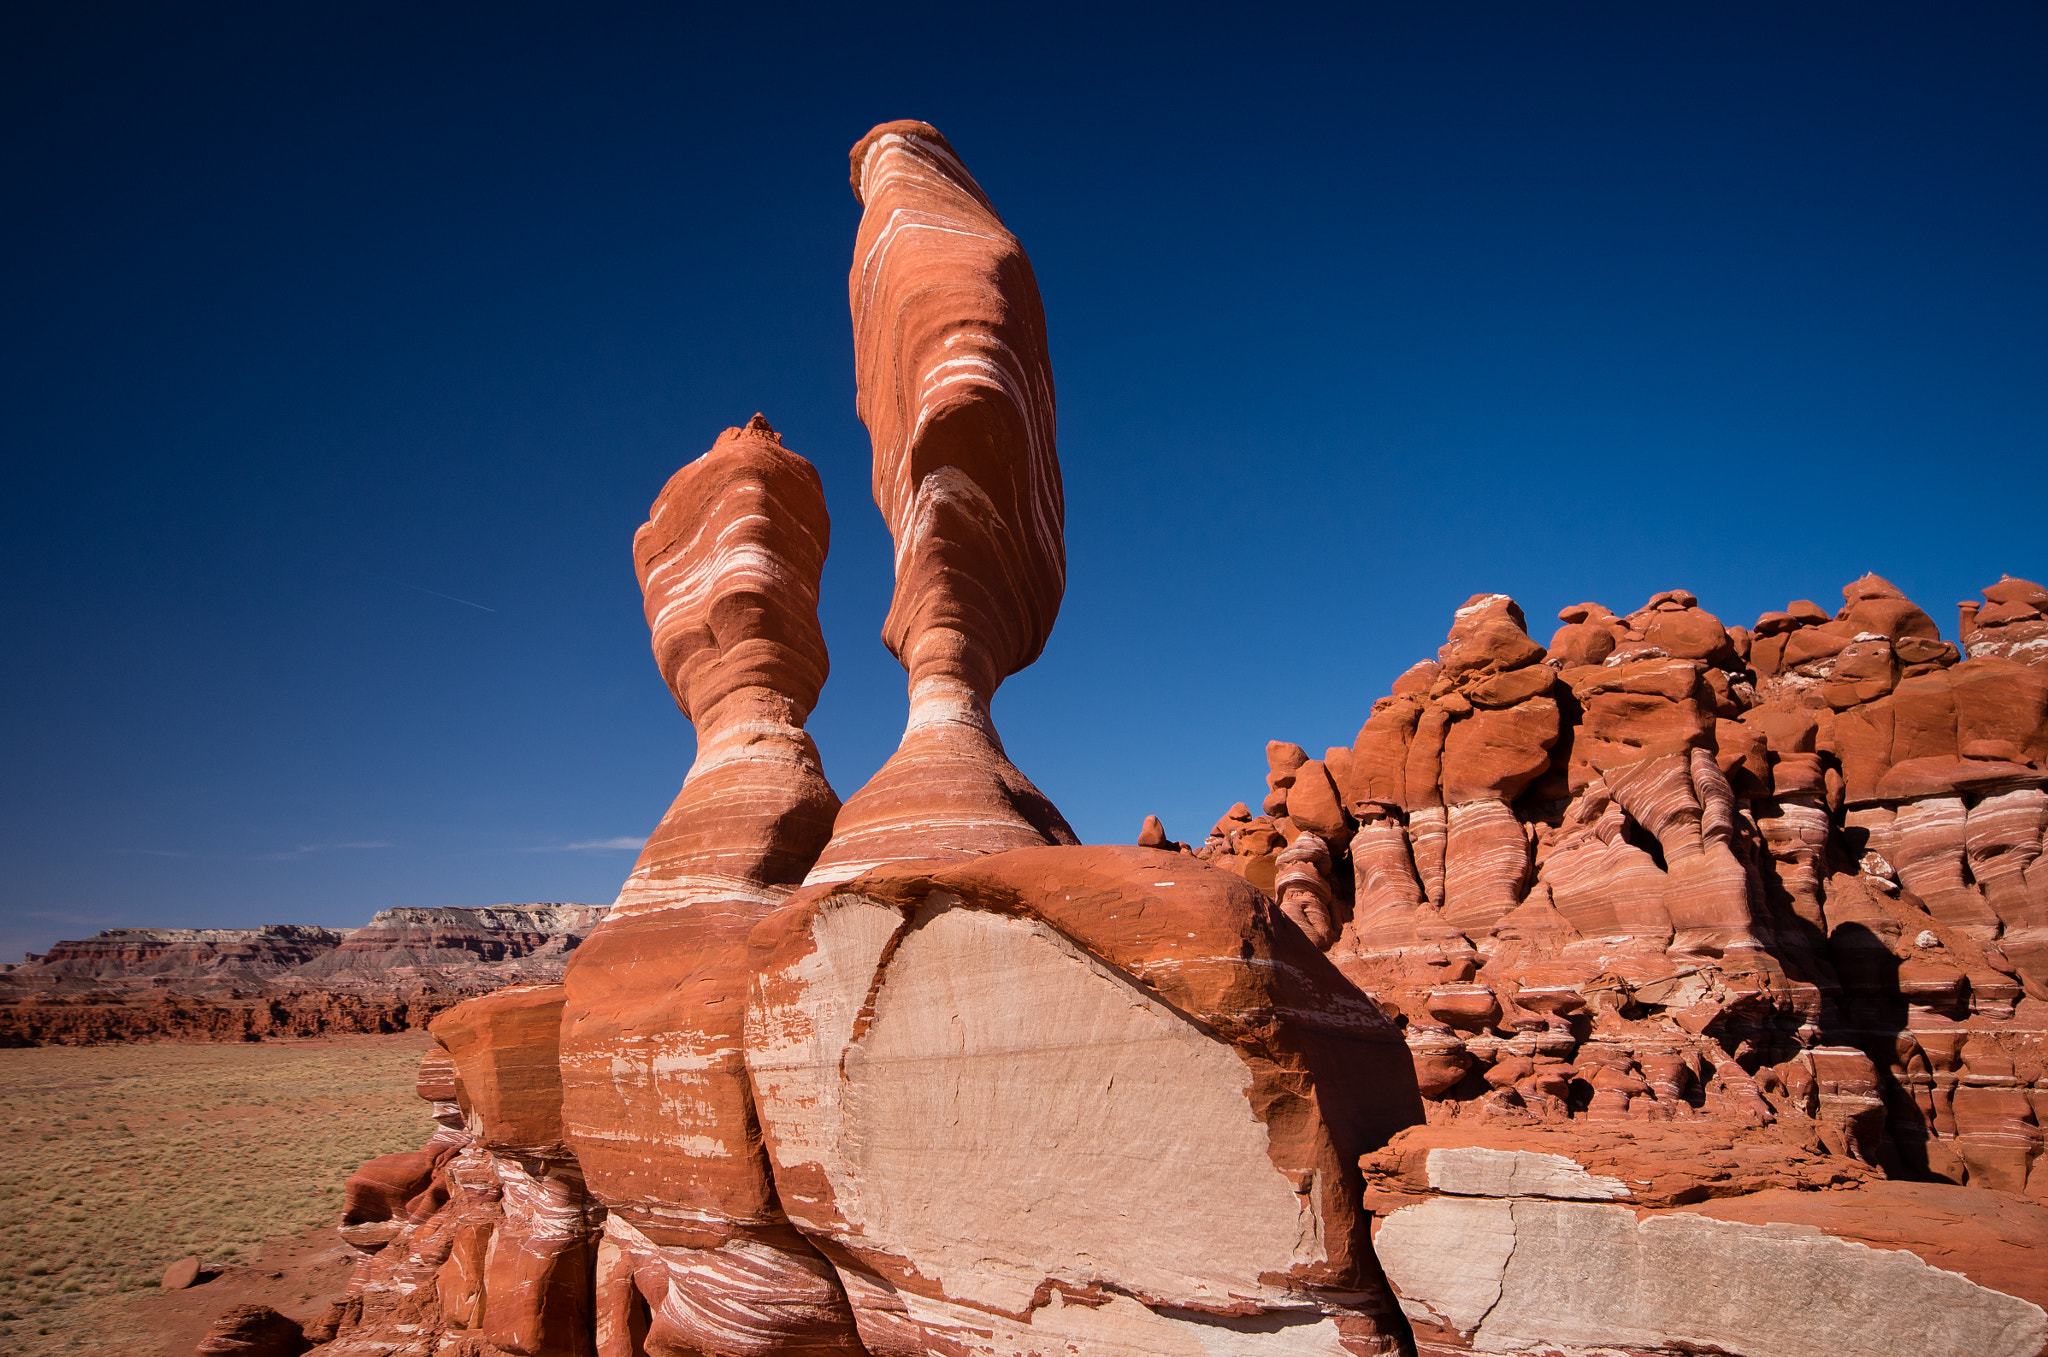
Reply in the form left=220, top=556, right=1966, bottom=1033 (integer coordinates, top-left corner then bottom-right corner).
left=4, top=3, right=2044, bottom=962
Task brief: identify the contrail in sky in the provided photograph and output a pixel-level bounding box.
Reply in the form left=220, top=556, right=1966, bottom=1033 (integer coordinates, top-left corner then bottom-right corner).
left=332, top=562, right=496, bottom=612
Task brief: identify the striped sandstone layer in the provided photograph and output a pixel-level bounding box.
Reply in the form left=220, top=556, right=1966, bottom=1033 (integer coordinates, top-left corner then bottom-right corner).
left=806, top=120, right=1076, bottom=885
left=1176, top=573, right=2048, bottom=1354
left=608, top=414, right=839, bottom=917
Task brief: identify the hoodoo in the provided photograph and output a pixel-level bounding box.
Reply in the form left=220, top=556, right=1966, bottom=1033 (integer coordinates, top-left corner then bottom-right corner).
left=1181, top=575, right=2048, bottom=1356
left=804, top=120, right=1077, bottom=885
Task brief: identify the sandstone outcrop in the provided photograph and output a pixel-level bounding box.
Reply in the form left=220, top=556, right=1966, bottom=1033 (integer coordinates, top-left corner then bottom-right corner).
left=806, top=119, right=1077, bottom=884
left=195, top=1303, right=314, bottom=1357
left=1164, top=571, right=2048, bottom=1352
left=300, top=120, right=1433, bottom=1357
left=0, top=907, right=605, bottom=1046
left=1362, top=1124, right=2048, bottom=1357
left=310, top=990, right=602, bottom=1356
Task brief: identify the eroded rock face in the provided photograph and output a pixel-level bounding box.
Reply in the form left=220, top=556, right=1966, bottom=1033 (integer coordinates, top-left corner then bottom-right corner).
left=806, top=120, right=1077, bottom=885
left=19, top=925, right=345, bottom=979
left=1183, top=572, right=2048, bottom=1211
left=306, top=111, right=2048, bottom=1357
left=313, top=991, right=603, bottom=1357
left=299, top=906, right=608, bottom=977
left=745, top=846, right=1421, bottom=1356
left=195, top=1303, right=313, bottom=1357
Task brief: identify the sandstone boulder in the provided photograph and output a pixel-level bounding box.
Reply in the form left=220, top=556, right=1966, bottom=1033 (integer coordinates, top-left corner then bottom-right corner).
left=194, top=1304, right=312, bottom=1357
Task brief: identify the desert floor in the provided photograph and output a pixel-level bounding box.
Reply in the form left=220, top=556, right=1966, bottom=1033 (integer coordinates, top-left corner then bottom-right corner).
left=0, top=1031, right=434, bottom=1355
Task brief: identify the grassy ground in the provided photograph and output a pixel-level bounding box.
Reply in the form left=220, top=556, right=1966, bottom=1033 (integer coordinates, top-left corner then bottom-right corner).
left=0, top=1033, right=433, bottom=1354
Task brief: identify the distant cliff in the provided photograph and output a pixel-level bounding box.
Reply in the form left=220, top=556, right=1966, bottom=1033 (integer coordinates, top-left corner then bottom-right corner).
left=0, top=904, right=606, bottom=1045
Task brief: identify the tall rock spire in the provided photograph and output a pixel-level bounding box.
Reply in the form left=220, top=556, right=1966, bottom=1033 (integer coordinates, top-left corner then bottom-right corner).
left=807, top=120, right=1077, bottom=884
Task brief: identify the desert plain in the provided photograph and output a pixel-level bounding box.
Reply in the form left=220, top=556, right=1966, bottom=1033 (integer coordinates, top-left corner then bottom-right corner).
left=0, top=1034, right=430, bottom=1356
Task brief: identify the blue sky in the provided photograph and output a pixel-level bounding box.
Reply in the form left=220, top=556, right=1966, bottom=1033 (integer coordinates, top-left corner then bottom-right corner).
left=3, top=3, right=2043, bottom=960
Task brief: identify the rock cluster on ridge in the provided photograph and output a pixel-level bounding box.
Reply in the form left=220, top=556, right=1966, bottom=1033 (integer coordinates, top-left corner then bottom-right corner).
left=291, top=120, right=2048, bottom=1357
left=1170, top=572, right=2048, bottom=1353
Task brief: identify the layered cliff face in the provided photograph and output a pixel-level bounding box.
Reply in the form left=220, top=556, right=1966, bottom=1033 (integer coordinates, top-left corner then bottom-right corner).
left=300, top=119, right=2048, bottom=1357
left=0, top=906, right=605, bottom=1045
left=17, top=925, right=347, bottom=981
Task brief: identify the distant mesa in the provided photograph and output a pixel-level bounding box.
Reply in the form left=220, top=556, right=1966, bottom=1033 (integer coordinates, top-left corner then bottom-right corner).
left=0, top=904, right=605, bottom=1046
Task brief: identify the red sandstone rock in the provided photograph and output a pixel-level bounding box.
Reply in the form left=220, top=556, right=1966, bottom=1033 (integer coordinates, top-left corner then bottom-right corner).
left=1201, top=573, right=2048, bottom=1217
left=163, top=1256, right=203, bottom=1291
left=1134, top=813, right=1188, bottom=853
left=305, top=106, right=2048, bottom=1355
left=1361, top=1123, right=2047, bottom=1357
left=194, top=1304, right=311, bottom=1357
left=431, top=985, right=571, bottom=1157
left=806, top=121, right=1077, bottom=884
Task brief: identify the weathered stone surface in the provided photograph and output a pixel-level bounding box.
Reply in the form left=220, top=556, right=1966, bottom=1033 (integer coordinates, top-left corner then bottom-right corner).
left=807, top=120, right=1077, bottom=884
left=1196, top=572, right=2048, bottom=1222
left=299, top=103, right=2048, bottom=1356
left=195, top=1304, right=313, bottom=1357
left=23, top=925, right=344, bottom=979
left=558, top=416, right=864, bottom=1355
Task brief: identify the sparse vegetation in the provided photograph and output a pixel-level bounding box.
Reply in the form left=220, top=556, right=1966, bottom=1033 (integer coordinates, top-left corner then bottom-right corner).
left=0, top=1036, right=431, bottom=1356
